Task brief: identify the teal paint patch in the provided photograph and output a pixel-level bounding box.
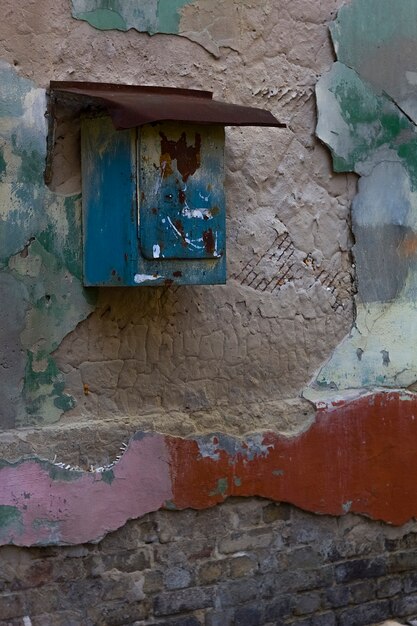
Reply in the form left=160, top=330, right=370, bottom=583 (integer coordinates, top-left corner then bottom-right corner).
left=0, top=506, right=22, bottom=530
left=0, top=147, right=6, bottom=181
left=0, top=62, right=94, bottom=427
left=209, top=477, right=228, bottom=497
left=71, top=0, right=193, bottom=35
left=330, top=0, right=417, bottom=128
left=101, top=469, right=115, bottom=485
left=76, top=9, right=127, bottom=30
left=157, top=0, right=192, bottom=33
left=307, top=0, right=417, bottom=397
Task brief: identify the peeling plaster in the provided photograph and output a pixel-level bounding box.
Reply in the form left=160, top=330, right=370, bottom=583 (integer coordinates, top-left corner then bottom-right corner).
left=2, top=391, right=417, bottom=545
left=0, top=62, right=94, bottom=427
left=307, top=0, right=417, bottom=397
left=71, top=0, right=254, bottom=57
left=71, top=0, right=193, bottom=36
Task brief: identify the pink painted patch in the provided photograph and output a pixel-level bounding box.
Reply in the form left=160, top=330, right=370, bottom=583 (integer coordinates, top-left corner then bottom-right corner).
left=0, top=433, right=172, bottom=545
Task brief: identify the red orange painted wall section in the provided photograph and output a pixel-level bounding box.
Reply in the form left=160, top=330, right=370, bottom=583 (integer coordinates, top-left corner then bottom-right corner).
left=1, top=391, right=416, bottom=546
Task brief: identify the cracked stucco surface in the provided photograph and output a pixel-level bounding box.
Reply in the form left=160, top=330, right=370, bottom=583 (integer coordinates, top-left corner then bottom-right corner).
left=0, top=62, right=94, bottom=428
left=0, top=0, right=355, bottom=459
left=307, top=0, right=417, bottom=397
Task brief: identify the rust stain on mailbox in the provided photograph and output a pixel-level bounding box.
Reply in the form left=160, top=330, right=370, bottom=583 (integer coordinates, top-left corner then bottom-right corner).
left=139, top=122, right=225, bottom=262
left=159, top=131, right=201, bottom=181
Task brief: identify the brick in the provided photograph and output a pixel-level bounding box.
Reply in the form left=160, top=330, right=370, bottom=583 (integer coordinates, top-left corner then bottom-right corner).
left=101, top=548, right=152, bottom=572
left=26, top=586, right=61, bottom=614
left=264, top=596, right=292, bottom=621
left=226, top=499, right=264, bottom=528
left=386, top=532, right=417, bottom=552
left=88, top=600, right=149, bottom=625
left=218, top=528, right=273, bottom=554
left=326, top=537, right=384, bottom=562
left=197, top=560, right=227, bottom=585
left=285, top=546, right=321, bottom=570
left=31, top=611, right=86, bottom=626
left=153, top=619, right=202, bottom=626
left=291, top=614, right=336, bottom=626
left=338, top=600, right=391, bottom=626
left=154, top=588, right=214, bottom=616
left=279, top=566, right=334, bottom=593
left=205, top=609, right=234, bottom=626
left=376, top=576, right=402, bottom=598
left=292, top=592, right=322, bottom=616
left=99, top=519, right=155, bottom=552
left=256, top=548, right=278, bottom=574
left=18, top=560, right=54, bottom=589
left=51, top=558, right=86, bottom=583
left=218, top=579, right=258, bottom=608
left=388, top=549, right=417, bottom=573
left=164, top=566, right=193, bottom=590
left=0, top=593, right=25, bottom=620
left=234, top=605, right=261, bottom=626
left=155, top=540, right=214, bottom=565
left=323, top=585, right=350, bottom=609
left=391, top=593, right=417, bottom=616
left=335, top=557, right=386, bottom=583
left=347, top=579, right=377, bottom=603
left=61, top=546, right=90, bottom=558
left=143, top=570, right=164, bottom=594
left=311, top=613, right=336, bottom=626
left=403, top=571, right=417, bottom=593
left=228, top=555, right=257, bottom=578
left=263, top=503, right=291, bottom=523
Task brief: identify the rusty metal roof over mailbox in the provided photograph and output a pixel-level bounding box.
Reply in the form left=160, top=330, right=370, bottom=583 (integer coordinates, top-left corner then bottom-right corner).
left=49, top=81, right=285, bottom=129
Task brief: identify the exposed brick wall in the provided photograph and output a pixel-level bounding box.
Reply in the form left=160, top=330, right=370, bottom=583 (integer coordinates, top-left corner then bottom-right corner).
left=1, top=499, right=417, bottom=626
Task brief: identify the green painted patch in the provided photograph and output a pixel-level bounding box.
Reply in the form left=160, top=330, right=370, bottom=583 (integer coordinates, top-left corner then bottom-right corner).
left=77, top=9, right=126, bottom=30
left=0, top=147, right=6, bottom=180
left=157, top=0, right=192, bottom=33
left=72, top=0, right=193, bottom=35
left=0, top=63, right=94, bottom=427
left=310, top=0, right=417, bottom=396
left=101, top=469, right=115, bottom=485
left=331, top=0, right=417, bottom=73
left=0, top=505, right=22, bottom=529
left=209, top=477, right=228, bottom=497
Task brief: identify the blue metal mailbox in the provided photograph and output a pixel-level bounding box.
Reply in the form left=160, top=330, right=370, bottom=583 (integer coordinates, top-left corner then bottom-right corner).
left=48, top=82, right=284, bottom=287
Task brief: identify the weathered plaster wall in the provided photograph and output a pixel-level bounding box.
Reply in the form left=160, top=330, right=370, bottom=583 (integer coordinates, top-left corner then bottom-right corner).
left=0, top=62, right=94, bottom=429
left=6, top=0, right=417, bottom=555
left=0, top=0, right=355, bottom=445
left=307, top=0, right=417, bottom=398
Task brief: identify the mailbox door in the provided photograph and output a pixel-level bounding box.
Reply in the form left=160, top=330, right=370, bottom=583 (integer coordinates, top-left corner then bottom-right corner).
left=138, top=123, right=225, bottom=262
left=81, top=116, right=226, bottom=286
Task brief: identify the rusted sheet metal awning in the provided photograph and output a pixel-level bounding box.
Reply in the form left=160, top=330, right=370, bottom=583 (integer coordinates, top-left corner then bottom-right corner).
left=49, top=81, right=285, bottom=129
